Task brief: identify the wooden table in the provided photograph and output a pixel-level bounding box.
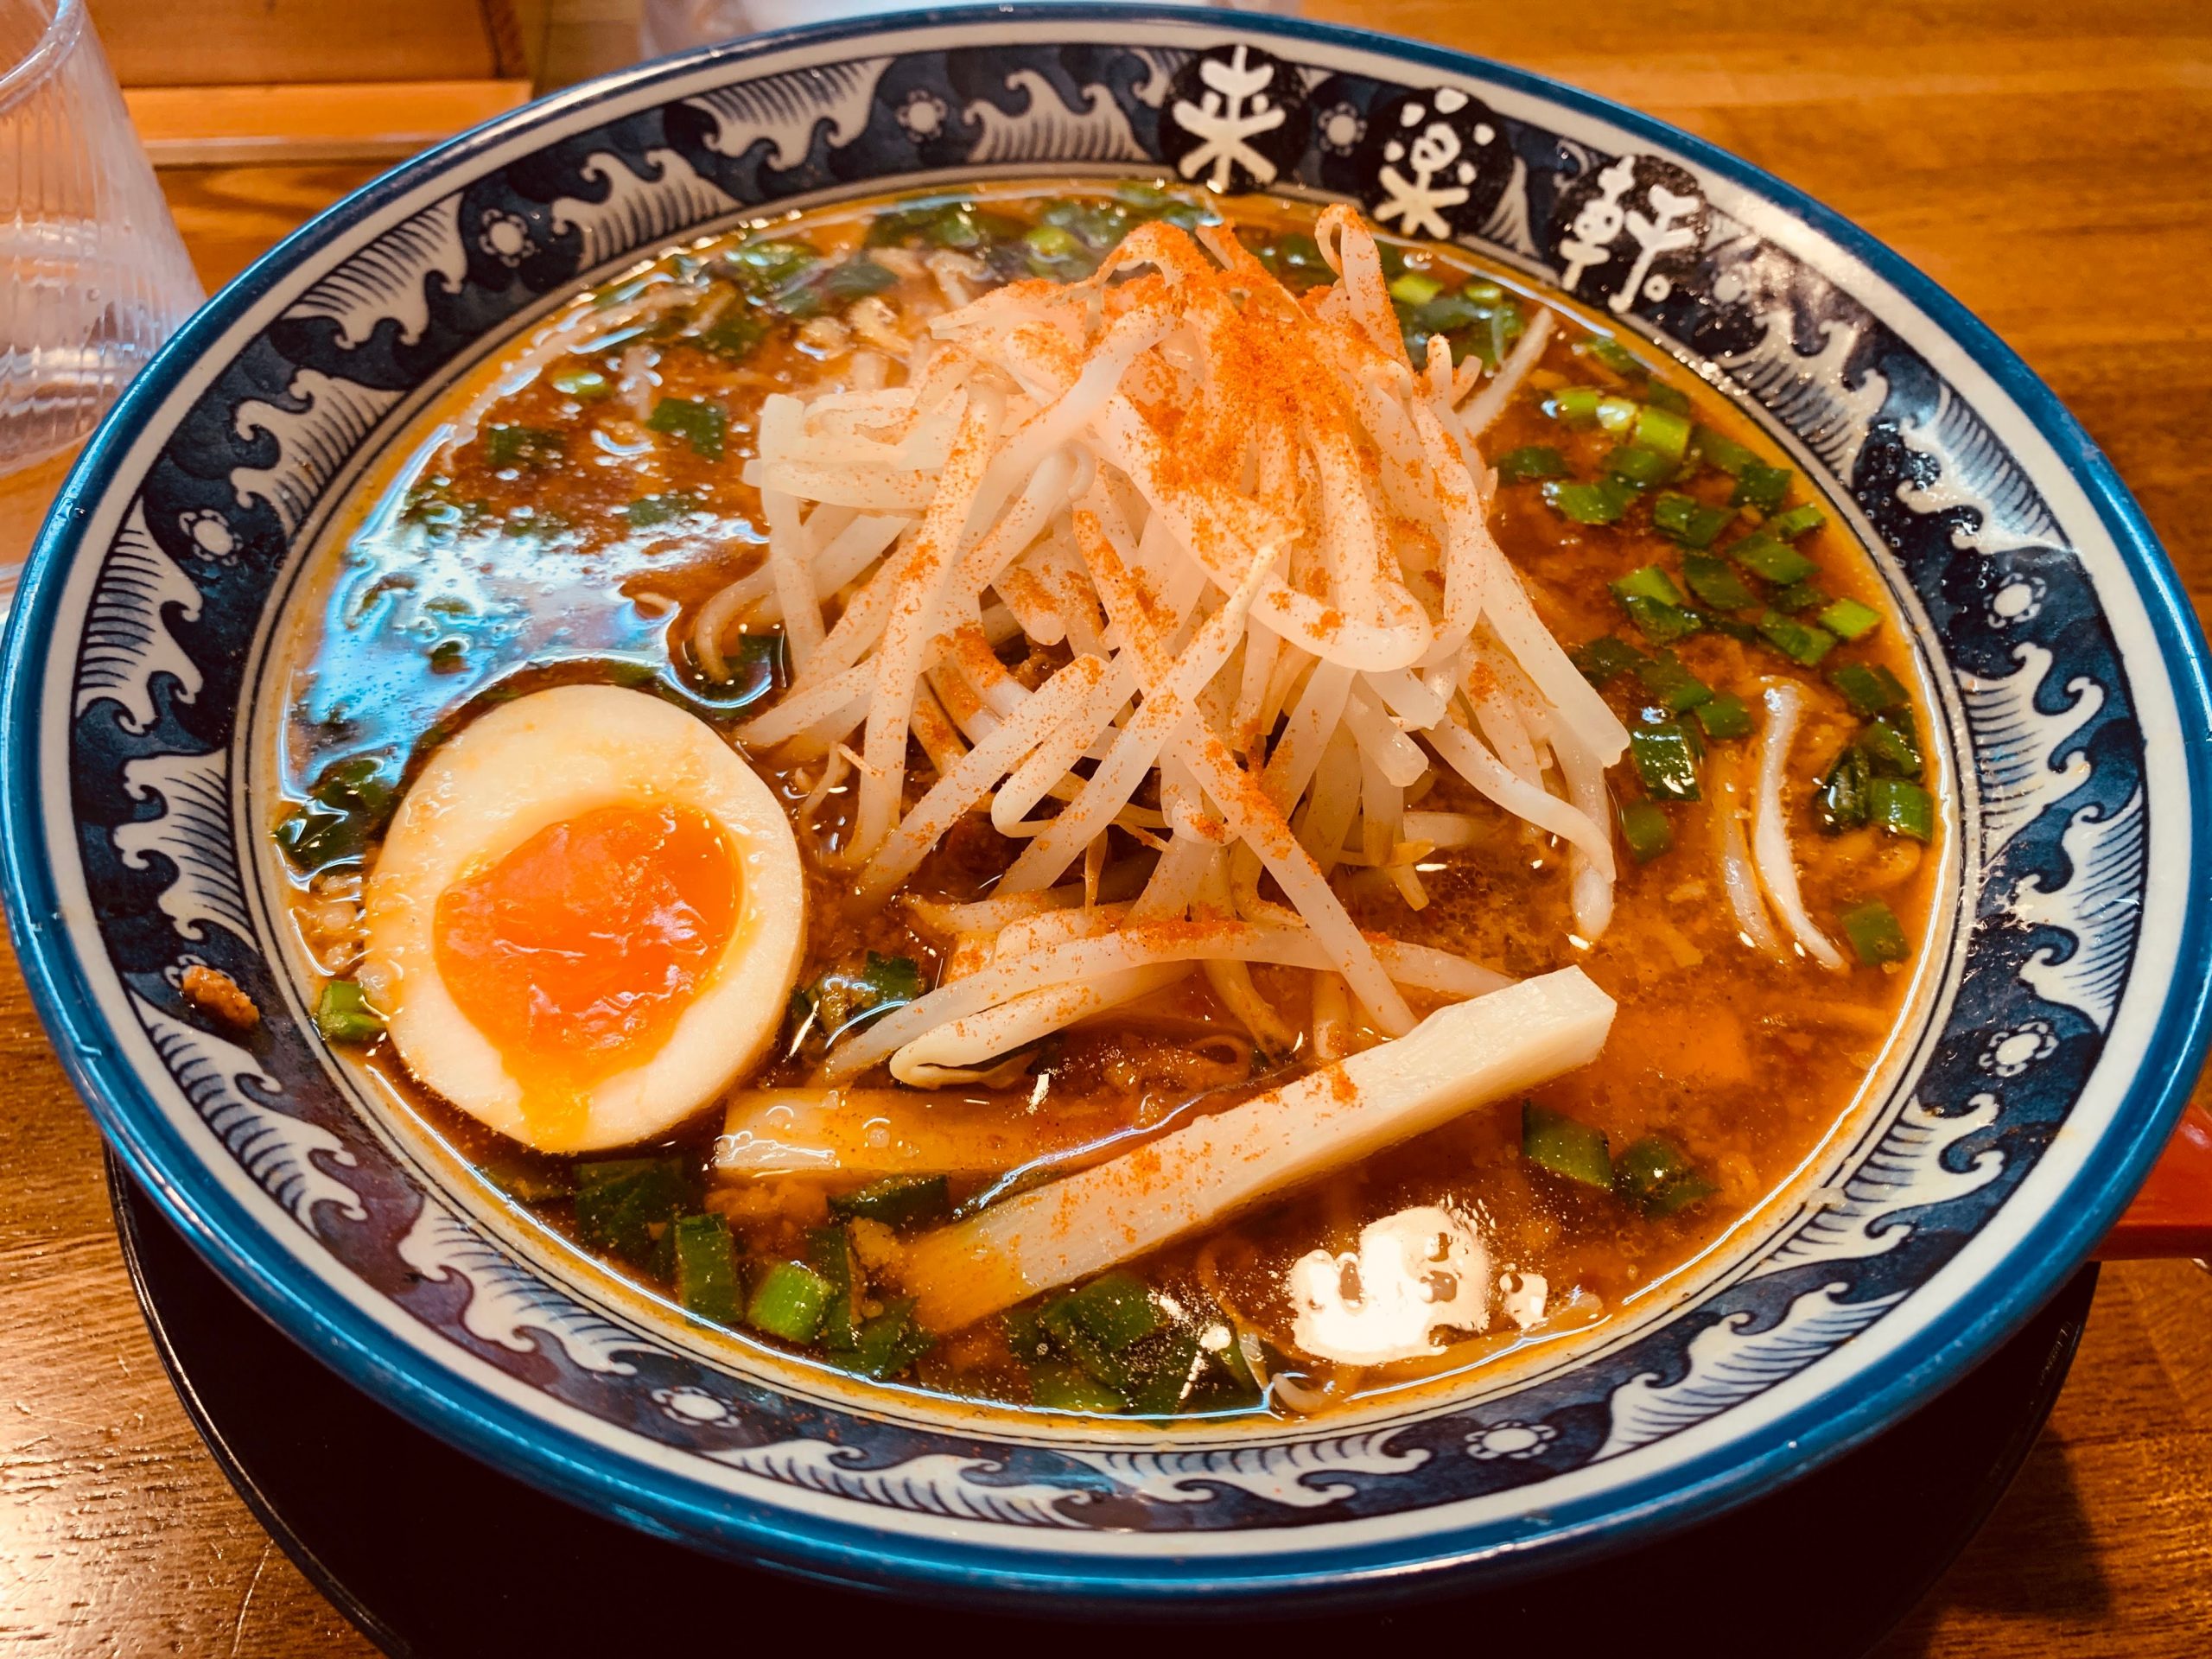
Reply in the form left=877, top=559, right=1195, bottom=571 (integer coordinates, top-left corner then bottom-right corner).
left=3, top=4, right=2209, bottom=1651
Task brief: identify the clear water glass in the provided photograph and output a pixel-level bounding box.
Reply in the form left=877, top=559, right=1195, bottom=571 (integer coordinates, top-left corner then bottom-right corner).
left=0, top=0, right=200, bottom=600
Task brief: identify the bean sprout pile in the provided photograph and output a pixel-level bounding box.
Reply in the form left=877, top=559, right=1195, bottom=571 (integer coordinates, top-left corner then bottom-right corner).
left=714, top=207, right=1639, bottom=1088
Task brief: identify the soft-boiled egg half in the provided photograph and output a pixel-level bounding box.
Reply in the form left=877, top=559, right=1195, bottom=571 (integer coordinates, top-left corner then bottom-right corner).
left=359, top=683, right=804, bottom=1153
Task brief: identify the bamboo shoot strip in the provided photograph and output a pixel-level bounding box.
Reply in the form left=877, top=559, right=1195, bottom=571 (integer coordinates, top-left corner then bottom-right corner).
left=893, top=967, right=1617, bottom=1333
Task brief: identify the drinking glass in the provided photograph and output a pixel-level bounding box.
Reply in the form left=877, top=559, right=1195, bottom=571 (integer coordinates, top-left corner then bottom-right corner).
left=0, top=0, right=200, bottom=605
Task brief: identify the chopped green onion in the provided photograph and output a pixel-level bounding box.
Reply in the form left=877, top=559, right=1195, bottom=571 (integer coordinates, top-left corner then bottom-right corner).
left=727, top=238, right=817, bottom=286
left=806, top=1226, right=861, bottom=1349
left=1605, top=444, right=1675, bottom=488
left=1643, top=382, right=1692, bottom=415
left=1573, top=634, right=1645, bottom=686
left=1421, top=293, right=1489, bottom=335
left=1464, top=278, right=1505, bottom=305
left=575, top=1157, right=694, bottom=1267
left=645, top=397, right=726, bottom=460
left=1522, top=1102, right=1613, bottom=1189
left=306, top=754, right=388, bottom=819
left=1034, top=1317, right=1131, bottom=1395
left=1615, top=1136, right=1717, bottom=1217
left=1695, top=692, right=1752, bottom=740
left=926, top=203, right=1027, bottom=250
left=314, top=979, right=385, bottom=1044
left=1632, top=404, right=1692, bottom=463
left=547, top=363, right=613, bottom=400
left=1022, top=223, right=1092, bottom=278
left=1205, top=1315, right=1261, bottom=1394
left=827, top=1297, right=935, bottom=1379
left=1551, top=385, right=1601, bottom=424
left=1820, top=596, right=1883, bottom=640
left=275, top=754, right=397, bottom=874
left=1128, top=1334, right=1204, bottom=1417
left=1621, top=594, right=1704, bottom=645
left=1612, top=564, right=1685, bottom=607
left=1115, top=180, right=1212, bottom=229
left=1388, top=270, right=1444, bottom=306
left=746, top=1259, right=831, bottom=1344
left=1045, top=198, right=1137, bottom=250
left=1030, top=1359, right=1128, bottom=1413
left=1042, top=1272, right=1161, bottom=1352
left=1630, top=721, right=1701, bottom=801
left=1595, top=393, right=1639, bottom=434
left=624, top=492, right=701, bottom=528
left=1727, top=531, right=1820, bottom=586
left=1862, top=713, right=1923, bottom=779
left=694, top=309, right=766, bottom=359
left=1770, top=580, right=1829, bottom=614
left=1544, top=477, right=1639, bottom=524
left=1656, top=496, right=1735, bottom=551
left=485, top=424, right=565, bottom=469
left=481, top=1159, right=574, bottom=1205
left=673, top=1213, right=742, bottom=1325
left=1459, top=294, right=1513, bottom=345
left=1732, top=461, right=1792, bottom=513
left=1680, top=551, right=1758, bottom=610
left=1768, top=502, right=1827, bottom=540
left=1618, top=798, right=1674, bottom=863
left=1411, top=308, right=1485, bottom=356
left=864, top=951, right=924, bottom=1002
left=1495, top=444, right=1569, bottom=483
left=1815, top=745, right=1872, bottom=831
left=1707, top=612, right=1764, bottom=644
left=829, top=1173, right=951, bottom=1230
left=1840, top=899, right=1912, bottom=965
left=814, top=257, right=899, bottom=305
left=1869, top=778, right=1935, bottom=841
left=1635, top=651, right=1713, bottom=714
left=719, top=633, right=785, bottom=706
left=796, top=950, right=925, bottom=1046
left=863, top=203, right=945, bottom=246
left=1693, top=427, right=1760, bottom=474
left=1005, top=1304, right=1049, bottom=1363
left=1829, top=662, right=1910, bottom=716
left=1757, top=610, right=1838, bottom=666
left=1575, top=336, right=1642, bottom=376
left=592, top=274, right=652, bottom=309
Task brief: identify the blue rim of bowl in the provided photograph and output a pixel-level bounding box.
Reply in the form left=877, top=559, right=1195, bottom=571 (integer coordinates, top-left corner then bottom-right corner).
left=6, top=3, right=2209, bottom=1607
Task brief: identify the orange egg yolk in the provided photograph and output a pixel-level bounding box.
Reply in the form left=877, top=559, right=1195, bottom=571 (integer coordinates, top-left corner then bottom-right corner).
left=434, top=802, right=739, bottom=1135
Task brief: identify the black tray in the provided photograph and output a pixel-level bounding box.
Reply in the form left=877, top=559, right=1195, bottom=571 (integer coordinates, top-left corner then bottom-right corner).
left=111, top=1154, right=2092, bottom=1656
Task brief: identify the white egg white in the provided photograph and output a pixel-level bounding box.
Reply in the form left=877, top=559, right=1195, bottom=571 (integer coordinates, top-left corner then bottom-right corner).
left=360, top=683, right=804, bottom=1152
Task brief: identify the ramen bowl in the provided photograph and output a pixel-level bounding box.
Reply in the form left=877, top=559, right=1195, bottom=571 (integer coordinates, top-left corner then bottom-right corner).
left=7, top=5, right=2208, bottom=1608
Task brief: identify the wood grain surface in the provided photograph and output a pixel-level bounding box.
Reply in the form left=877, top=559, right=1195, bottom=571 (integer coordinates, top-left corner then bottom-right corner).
left=3, top=3, right=2209, bottom=1652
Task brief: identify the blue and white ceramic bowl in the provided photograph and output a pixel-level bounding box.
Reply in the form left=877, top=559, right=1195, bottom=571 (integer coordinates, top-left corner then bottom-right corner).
left=9, top=5, right=2209, bottom=1607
